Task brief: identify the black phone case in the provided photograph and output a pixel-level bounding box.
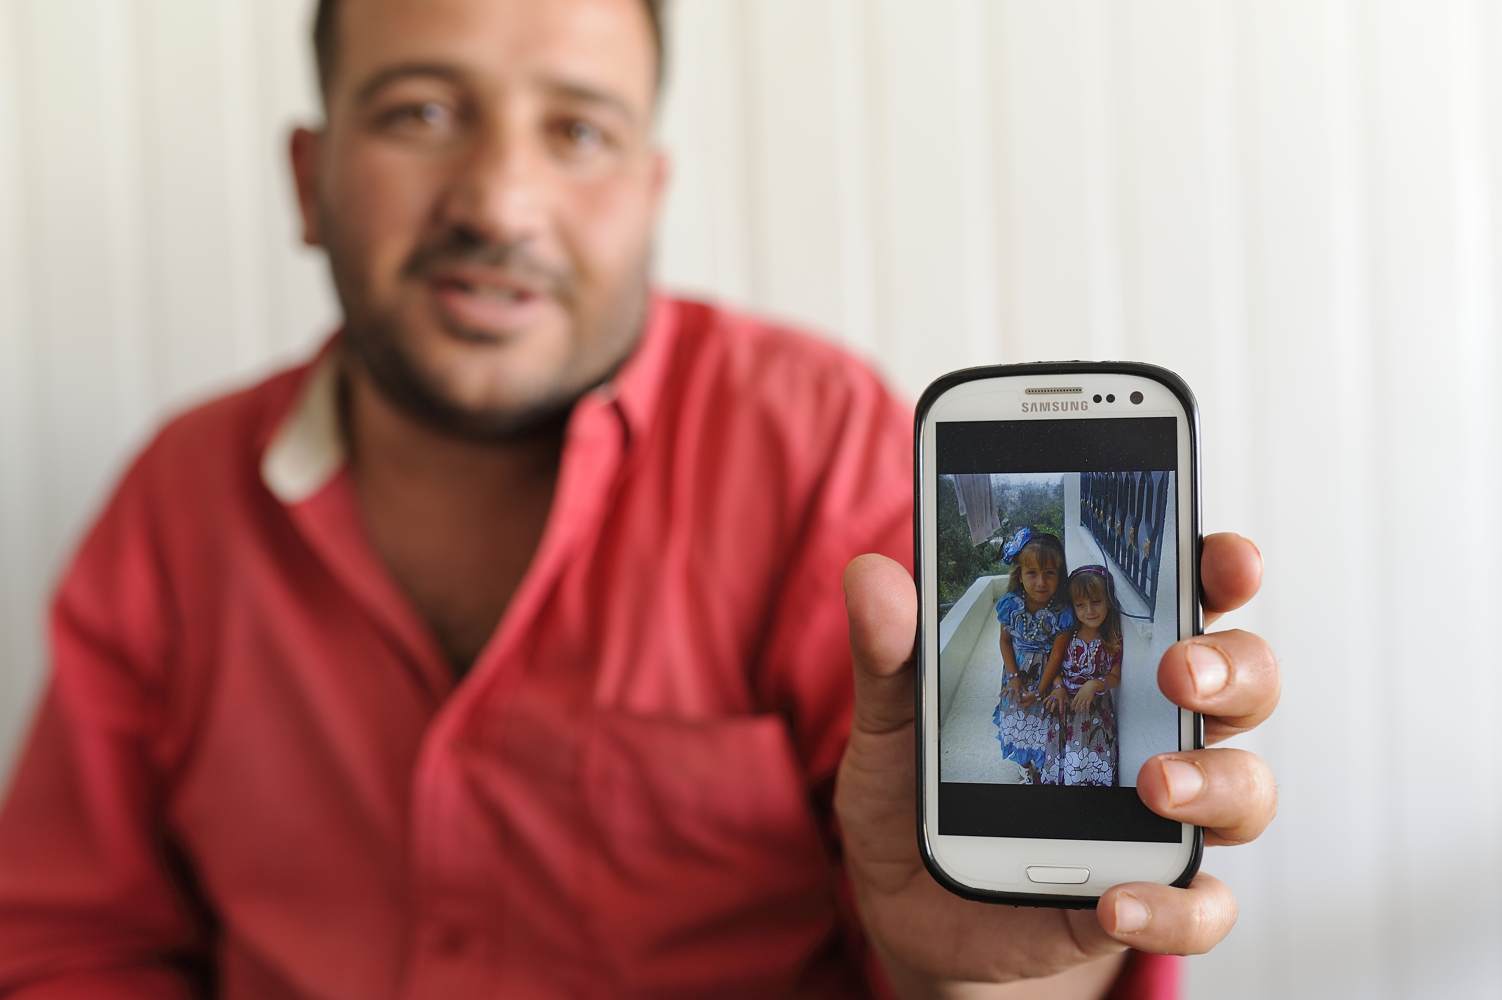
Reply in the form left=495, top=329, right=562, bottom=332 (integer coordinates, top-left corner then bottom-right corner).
left=913, top=361, right=1205, bottom=909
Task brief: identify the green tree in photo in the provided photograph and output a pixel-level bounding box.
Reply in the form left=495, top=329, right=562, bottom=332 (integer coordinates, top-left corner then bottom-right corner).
left=938, top=476, right=1065, bottom=614
left=991, top=480, right=1065, bottom=544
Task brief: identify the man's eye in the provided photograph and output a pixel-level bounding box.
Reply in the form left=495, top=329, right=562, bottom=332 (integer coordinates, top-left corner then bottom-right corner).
left=550, top=117, right=613, bottom=157
left=379, top=101, right=455, bottom=132
left=562, top=119, right=601, bottom=144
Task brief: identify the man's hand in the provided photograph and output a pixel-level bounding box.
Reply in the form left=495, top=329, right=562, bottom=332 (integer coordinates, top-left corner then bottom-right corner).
left=836, top=533, right=1277, bottom=996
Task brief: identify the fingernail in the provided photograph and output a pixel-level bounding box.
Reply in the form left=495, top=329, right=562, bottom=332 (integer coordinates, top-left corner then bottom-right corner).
left=1186, top=643, right=1229, bottom=696
left=1161, top=758, right=1205, bottom=805
left=1114, top=893, right=1150, bottom=934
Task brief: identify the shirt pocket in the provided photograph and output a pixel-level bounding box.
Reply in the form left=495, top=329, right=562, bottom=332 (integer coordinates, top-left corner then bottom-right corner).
left=580, top=710, right=841, bottom=997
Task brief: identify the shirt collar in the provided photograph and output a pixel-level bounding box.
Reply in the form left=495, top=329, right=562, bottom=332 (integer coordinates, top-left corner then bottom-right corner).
left=260, top=338, right=344, bottom=505
left=601, top=291, right=676, bottom=448
left=260, top=290, right=679, bottom=505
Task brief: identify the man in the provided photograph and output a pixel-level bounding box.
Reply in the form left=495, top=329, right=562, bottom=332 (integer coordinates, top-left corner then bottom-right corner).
left=0, top=0, right=1279, bottom=996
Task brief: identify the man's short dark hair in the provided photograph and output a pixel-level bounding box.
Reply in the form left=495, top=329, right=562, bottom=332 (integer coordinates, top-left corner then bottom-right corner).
left=313, top=0, right=668, bottom=104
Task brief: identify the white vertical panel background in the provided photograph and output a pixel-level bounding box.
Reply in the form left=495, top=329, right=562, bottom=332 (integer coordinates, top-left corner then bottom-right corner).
left=2, top=2, right=1499, bottom=996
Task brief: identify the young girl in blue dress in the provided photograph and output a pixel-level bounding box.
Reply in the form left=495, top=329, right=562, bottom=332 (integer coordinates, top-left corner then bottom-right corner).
left=1040, top=565, right=1123, bottom=786
left=991, top=528, right=1073, bottom=784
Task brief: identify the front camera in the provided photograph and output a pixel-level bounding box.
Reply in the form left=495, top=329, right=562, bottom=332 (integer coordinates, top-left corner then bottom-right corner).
left=1130, top=391, right=1144, bottom=405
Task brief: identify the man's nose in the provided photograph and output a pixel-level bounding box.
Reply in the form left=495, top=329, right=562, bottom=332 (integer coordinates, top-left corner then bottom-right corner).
left=437, top=127, right=548, bottom=246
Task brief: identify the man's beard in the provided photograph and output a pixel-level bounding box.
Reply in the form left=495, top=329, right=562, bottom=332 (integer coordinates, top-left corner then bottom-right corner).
left=344, top=313, right=584, bottom=442
left=327, top=222, right=651, bottom=443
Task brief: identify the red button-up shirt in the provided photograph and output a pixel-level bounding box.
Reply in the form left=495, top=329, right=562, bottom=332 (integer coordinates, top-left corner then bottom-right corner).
left=0, top=295, right=1176, bottom=998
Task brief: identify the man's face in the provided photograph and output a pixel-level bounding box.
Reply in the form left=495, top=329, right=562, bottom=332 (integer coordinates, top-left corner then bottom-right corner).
left=293, top=0, right=667, bottom=438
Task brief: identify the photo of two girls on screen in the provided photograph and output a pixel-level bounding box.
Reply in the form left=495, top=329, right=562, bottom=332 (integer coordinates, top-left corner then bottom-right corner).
left=936, top=471, right=1180, bottom=789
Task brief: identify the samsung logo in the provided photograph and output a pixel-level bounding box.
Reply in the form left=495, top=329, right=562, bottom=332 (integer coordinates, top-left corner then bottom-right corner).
left=1021, top=401, right=1090, bottom=413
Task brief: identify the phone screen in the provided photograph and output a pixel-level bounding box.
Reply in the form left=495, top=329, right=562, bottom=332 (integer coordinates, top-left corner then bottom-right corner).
left=935, top=416, right=1183, bottom=843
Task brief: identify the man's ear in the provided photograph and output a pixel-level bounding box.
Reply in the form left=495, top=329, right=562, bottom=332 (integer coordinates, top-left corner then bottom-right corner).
left=290, top=127, right=324, bottom=247
left=647, top=147, right=671, bottom=218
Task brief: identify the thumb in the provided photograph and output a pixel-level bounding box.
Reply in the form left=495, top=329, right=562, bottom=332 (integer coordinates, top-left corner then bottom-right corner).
left=843, top=553, right=919, bottom=737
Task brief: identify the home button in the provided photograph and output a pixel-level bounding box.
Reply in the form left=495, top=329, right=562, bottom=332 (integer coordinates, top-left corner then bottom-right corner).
left=1026, top=866, right=1091, bottom=885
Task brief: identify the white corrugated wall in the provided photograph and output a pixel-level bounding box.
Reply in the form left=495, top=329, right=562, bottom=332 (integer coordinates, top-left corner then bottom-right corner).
left=2, top=2, right=1499, bottom=996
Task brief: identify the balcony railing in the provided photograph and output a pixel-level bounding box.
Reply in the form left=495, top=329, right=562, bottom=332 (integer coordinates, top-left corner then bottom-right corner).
left=1080, top=471, right=1170, bottom=614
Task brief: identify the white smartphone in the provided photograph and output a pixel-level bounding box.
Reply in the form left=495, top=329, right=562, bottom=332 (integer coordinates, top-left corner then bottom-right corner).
left=915, top=362, right=1202, bottom=906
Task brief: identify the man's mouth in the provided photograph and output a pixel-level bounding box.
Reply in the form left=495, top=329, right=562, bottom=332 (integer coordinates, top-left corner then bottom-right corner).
left=430, top=264, right=548, bottom=298
left=426, top=268, right=551, bottom=336
left=433, top=277, right=534, bottom=302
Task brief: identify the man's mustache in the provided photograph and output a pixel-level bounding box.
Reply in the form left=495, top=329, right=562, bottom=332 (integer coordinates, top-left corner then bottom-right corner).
left=403, top=233, right=574, bottom=301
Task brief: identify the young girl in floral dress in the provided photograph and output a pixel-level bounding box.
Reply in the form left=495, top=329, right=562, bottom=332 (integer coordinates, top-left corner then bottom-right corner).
left=1040, top=565, right=1123, bottom=786
left=991, top=528, right=1073, bottom=784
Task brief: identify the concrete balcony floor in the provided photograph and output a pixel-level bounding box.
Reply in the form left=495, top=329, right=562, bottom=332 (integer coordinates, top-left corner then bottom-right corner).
left=939, top=598, right=1027, bottom=784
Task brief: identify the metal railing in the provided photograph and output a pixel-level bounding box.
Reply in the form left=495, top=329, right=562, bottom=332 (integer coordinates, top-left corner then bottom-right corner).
left=1080, top=471, right=1170, bottom=614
